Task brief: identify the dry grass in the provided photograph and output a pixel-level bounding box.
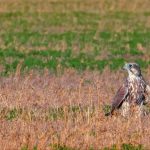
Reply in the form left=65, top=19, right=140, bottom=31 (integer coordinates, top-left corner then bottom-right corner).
left=0, top=0, right=150, bottom=13
left=0, top=68, right=150, bottom=149
left=0, top=0, right=150, bottom=149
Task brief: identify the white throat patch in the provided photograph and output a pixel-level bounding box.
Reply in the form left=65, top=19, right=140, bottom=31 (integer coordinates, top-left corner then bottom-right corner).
left=128, top=71, right=140, bottom=82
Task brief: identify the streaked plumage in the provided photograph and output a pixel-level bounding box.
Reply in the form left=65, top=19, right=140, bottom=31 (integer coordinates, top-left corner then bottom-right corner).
left=106, top=63, right=150, bottom=116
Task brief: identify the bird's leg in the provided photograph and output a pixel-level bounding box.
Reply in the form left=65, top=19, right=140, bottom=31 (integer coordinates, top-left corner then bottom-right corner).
left=137, top=102, right=144, bottom=137
left=137, top=101, right=144, bottom=117
left=121, top=101, right=130, bottom=117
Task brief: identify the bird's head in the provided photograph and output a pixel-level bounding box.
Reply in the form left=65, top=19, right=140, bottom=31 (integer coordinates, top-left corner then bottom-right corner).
left=123, top=63, right=141, bottom=77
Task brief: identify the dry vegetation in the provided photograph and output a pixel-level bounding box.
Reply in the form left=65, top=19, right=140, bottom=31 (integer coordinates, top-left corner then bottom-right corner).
left=0, top=0, right=150, bottom=149
left=0, top=68, right=150, bottom=150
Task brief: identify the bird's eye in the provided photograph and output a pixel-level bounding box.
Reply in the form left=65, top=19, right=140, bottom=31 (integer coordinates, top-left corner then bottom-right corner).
left=129, top=64, right=132, bottom=68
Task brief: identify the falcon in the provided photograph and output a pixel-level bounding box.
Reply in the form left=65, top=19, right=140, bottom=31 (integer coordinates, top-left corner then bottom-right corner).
left=105, top=63, right=150, bottom=116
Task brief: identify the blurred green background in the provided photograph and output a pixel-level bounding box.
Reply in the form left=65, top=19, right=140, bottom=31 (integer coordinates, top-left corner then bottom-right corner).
left=0, top=0, right=150, bottom=75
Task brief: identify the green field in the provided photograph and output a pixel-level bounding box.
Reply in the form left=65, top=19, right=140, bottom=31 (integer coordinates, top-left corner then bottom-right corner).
left=1, top=0, right=150, bottom=150
left=0, top=0, right=150, bottom=75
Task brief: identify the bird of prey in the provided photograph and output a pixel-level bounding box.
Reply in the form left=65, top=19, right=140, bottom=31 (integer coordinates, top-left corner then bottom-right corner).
left=105, top=63, right=150, bottom=117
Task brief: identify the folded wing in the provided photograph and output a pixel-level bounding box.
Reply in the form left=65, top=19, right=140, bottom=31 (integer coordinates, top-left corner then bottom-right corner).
left=105, top=80, right=129, bottom=116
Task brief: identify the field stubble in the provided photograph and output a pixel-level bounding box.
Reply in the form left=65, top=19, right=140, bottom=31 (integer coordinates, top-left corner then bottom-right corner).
left=0, top=0, right=150, bottom=149
left=0, top=68, right=150, bottom=149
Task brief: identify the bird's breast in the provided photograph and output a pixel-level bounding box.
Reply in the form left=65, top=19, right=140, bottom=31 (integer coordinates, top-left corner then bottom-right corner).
left=127, top=78, right=146, bottom=104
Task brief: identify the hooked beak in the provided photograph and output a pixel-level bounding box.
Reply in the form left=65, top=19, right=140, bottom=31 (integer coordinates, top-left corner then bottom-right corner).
left=122, top=63, right=129, bottom=70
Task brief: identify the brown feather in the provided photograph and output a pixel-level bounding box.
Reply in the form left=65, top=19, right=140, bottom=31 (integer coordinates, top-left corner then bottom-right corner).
left=105, top=63, right=149, bottom=117
left=105, top=80, right=128, bottom=116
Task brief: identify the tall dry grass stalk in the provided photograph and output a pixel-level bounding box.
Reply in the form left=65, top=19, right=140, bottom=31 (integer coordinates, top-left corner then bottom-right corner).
left=0, top=68, right=150, bottom=149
